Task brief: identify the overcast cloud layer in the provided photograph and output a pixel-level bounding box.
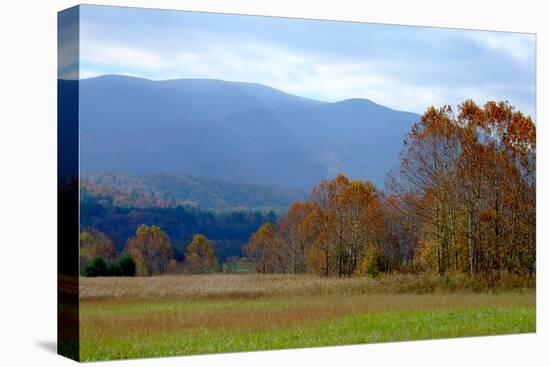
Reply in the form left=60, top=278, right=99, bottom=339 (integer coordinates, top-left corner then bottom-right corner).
left=78, top=5, right=536, bottom=117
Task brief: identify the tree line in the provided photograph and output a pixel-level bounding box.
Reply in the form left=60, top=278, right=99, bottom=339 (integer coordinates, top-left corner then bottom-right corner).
left=244, top=100, right=536, bottom=283
left=81, top=100, right=535, bottom=283
left=81, top=225, right=218, bottom=276
left=80, top=192, right=277, bottom=261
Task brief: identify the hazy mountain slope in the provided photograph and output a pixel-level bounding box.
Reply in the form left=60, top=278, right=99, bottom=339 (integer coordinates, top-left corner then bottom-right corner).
left=81, top=172, right=307, bottom=211
left=78, top=75, right=420, bottom=189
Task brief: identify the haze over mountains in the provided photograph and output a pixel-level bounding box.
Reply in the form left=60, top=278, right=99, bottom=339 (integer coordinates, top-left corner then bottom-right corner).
left=79, top=75, right=420, bottom=192
left=82, top=171, right=307, bottom=212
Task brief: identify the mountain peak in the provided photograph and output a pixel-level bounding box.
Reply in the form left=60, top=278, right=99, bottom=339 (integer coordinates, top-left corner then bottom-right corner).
left=82, top=74, right=324, bottom=107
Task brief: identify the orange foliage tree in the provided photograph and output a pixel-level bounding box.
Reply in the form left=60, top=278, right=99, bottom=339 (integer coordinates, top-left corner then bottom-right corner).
left=246, top=174, right=385, bottom=277
left=393, top=100, right=535, bottom=281
left=243, top=222, right=286, bottom=273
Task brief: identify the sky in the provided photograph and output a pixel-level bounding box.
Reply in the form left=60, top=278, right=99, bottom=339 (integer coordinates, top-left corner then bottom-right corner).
left=77, top=5, right=536, bottom=117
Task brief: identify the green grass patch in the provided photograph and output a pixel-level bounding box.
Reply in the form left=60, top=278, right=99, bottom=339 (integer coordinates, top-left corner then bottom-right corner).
left=80, top=298, right=283, bottom=316
left=80, top=305, right=535, bottom=361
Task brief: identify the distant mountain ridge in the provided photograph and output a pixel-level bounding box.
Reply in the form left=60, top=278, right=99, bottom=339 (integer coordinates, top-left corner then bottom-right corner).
left=78, top=75, right=420, bottom=189
left=81, top=172, right=307, bottom=211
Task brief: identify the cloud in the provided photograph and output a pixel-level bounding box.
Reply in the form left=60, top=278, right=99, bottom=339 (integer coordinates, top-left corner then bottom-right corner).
left=77, top=7, right=535, bottom=119
left=81, top=40, right=167, bottom=71
left=79, top=35, right=534, bottom=117
left=465, top=31, right=535, bottom=62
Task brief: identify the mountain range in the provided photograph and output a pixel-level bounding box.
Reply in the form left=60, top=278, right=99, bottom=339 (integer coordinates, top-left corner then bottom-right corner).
left=78, top=75, right=420, bottom=190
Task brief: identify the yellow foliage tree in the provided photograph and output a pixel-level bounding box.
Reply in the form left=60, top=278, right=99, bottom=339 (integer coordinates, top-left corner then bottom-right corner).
left=185, top=234, right=218, bottom=274
left=126, top=224, right=172, bottom=276
left=80, top=227, right=116, bottom=270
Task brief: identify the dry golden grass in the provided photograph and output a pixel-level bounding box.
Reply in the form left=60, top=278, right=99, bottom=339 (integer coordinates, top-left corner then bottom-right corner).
left=81, top=292, right=535, bottom=336
left=79, top=272, right=534, bottom=301
left=80, top=273, right=374, bottom=301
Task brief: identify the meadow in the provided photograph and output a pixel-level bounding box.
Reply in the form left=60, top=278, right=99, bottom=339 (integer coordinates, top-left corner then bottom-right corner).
left=79, top=274, right=535, bottom=361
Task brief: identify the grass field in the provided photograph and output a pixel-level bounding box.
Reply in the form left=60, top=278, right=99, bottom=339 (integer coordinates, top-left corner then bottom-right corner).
left=78, top=274, right=536, bottom=361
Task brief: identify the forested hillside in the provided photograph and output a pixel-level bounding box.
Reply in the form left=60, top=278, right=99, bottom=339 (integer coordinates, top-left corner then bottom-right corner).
left=82, top=172, right=306, bottom=211
left=80, top=188, right=276, bottom=261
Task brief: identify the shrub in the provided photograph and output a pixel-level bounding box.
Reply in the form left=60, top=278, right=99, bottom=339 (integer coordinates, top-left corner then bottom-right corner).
left=443, top=273, right=453, bottom=289
left=83, top=257, right=108, bottom=277
left=366, top=259, right=380, bottom=279
left=107, top=260, right=123, bottom=277
left=82, top=255, right=137, bottom=277
left=117, top=254, right=137, bottom=277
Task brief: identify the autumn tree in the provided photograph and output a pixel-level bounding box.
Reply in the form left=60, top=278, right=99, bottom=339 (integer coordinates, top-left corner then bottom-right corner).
left=243, top=222, right=286, bottom=273
left=304, top=175, right=347, bottom=276
left=456, top=100, right=536, bottom=280
left=398, top=105, right=462, bottom=274
left=394, top=100, right=535, bottom=282
left=80, top=227, right=117, bottom=270
left=185, top=234, right=218, bottom=274
left=278, top=202, right=317, bottom=273
left=126, top=224, right=172, bottom=276
left=302, top=174, right=386, bottom=277
left=380, top=194, right=421, bottom=272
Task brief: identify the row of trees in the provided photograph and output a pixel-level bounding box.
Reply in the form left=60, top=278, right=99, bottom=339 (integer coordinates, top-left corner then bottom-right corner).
left=80, top=225, right=218, bottom=276
left=244, top=100, right=536, bottom=281
left=80, top=193, right=275, bottom=261
left=243, top=175, right=385, bottom=277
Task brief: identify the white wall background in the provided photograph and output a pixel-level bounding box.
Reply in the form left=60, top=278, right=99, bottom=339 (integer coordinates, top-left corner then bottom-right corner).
left=0, top=1, right=547, bottom=366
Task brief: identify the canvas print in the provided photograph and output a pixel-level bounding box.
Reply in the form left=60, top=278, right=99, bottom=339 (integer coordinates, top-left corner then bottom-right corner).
left=57, top=4, right=536, bottom=362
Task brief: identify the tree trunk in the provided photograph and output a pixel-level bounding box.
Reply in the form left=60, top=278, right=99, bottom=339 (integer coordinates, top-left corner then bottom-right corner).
left=468, top=211, right=474, bottom=277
